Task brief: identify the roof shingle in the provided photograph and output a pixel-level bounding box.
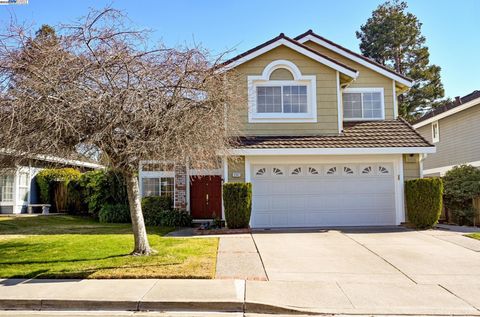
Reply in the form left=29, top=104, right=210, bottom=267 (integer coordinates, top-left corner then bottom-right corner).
left=235, top=119, right=432, bottom=149
left=413, top=90, right=480, bottom=124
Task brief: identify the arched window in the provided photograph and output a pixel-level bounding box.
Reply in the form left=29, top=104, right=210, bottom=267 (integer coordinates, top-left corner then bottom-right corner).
left=247, top=60, right=317, bottom=123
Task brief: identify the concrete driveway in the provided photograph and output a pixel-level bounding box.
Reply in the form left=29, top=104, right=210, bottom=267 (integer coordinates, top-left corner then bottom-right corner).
left=252, top=227, right=480, bottom=285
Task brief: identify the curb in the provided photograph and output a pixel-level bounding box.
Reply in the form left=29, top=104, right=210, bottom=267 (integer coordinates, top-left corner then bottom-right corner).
left=0, top=298, right=317, bottom=315
left=1, top=299, right=480, bottom=316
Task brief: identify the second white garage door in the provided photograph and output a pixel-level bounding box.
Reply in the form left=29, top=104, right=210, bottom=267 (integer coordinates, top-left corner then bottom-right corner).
left=251, top=163, right=396, bottom=228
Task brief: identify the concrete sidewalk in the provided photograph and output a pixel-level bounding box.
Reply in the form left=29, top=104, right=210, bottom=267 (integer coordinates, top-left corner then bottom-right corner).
left=0, top=278, right=479, bottom=315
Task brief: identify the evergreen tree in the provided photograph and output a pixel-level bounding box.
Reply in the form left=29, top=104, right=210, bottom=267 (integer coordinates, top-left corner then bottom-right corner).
left=356, top=0, right=445, bottom=120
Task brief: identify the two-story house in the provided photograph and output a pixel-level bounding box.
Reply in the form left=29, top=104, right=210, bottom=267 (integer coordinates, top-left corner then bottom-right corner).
left=138, top=30, right=434, bottom=228
left=413, top=90, right=480, bottom=177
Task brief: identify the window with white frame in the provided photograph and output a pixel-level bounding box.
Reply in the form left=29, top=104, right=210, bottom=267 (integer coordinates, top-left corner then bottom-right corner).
left=343, top=88, right=384, bottom=120
left=141, top=177, right=174, bottom=198
left=432, top=121, right=440, bottom=143
left=0, top=174, right=14, bottom=202
left=18, top=172, right=29, bottom=202
left=257, top=85, right=308, bottom=114
left=248, top=60, right=317, bottom=123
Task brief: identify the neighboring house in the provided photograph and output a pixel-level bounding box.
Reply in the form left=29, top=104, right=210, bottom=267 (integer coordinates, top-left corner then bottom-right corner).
left=138, top=30, right=434, bottom=228
left=0, top=152, right=103, bottom=214
left=412, top=90, right=480, bottom=177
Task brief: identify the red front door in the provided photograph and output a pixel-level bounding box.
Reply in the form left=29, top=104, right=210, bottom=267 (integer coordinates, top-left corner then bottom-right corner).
left=190, top=176, right=222, bottom=219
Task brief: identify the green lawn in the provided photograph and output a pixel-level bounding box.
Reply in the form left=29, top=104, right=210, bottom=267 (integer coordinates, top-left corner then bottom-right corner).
left=0, top=215, right=218, bottom=279
left=466, top=233, right=480, bottom=241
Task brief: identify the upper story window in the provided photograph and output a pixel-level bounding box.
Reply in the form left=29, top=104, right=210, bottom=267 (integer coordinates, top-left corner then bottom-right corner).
left=248, top=60, right=317, bottom=123
left=432, top=121, right=440, bottom=143
left=343, top=88, right=385, bottom=121
left=257, top=85, right=308, bottom=113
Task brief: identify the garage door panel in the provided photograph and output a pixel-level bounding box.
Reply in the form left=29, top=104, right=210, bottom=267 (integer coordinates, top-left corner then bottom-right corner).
left=253, top=213, right=271, bottom=227
left=271, top=212, right=288, bottom=226
left=251, top=163, right=397, bottom=228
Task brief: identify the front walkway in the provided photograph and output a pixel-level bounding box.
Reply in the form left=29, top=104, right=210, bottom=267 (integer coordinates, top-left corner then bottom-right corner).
left=215, top=235, right=267, bottom=280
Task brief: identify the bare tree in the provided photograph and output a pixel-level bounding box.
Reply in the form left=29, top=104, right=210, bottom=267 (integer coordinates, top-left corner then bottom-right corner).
left=0, top=9, right=242, bottom=255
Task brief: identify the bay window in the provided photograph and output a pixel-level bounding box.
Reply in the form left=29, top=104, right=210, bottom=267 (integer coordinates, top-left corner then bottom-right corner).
left=0, top=174, right=14, bottom=202
left=343, top=88, right=384, bottom=120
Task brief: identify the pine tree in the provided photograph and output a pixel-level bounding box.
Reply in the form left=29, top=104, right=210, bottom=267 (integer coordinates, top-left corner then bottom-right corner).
left=356, top=0, right=445, bottom=120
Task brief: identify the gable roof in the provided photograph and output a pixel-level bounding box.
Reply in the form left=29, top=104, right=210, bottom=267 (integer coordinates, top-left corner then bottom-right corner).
left=413, top=90, right=480, bottom=128
left=233, top=119, right=433, bottom=152
left=221, top=33, right=359, bottom=79
left=294, top=30, right=413, bottom=87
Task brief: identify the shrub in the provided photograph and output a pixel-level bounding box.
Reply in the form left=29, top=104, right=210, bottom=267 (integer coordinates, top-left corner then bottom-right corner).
left=160, top=210, right=192, bottom=227
left=79, top=170, right=128, bottom=217
left=98, top=204, right=131, bottom=223
left=443, top=165, right=480, bottom=225
left=452, top=208, right=478, bottom=226
left=141, top=196, right=173, bottom=226
left=405, top=178, right=443, bottom=229
left=223, top=182, right=252, bottom=229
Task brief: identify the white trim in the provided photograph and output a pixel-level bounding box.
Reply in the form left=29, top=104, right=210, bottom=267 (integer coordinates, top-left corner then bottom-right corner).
left=396, top=155, right=405, bottom=224
left=336, top=71, right=343, bottom=132
left=222, top=157, right=228, bottom=183
left=224, top=38, right=359, bottom=79
left=423, top=160, right=480, bottom=176
left=247, top=60, right=317, bottom=123
left=229, top=147, right=435, bottom=156
left=245, top=157, right=251, bottom=183
left=413, top=96, right=480, bottom=128
left=221, top=157, right=228, bottom=220
left=392, top=80, right=398, bottom=119
left=342, top=87, right=385, bottom=121
left=419, top=154, right=426, bottom=178
left=431, top=121, right=440, bottom=143
left=297, top=34, right=412, bottom=87
left=0, top=149, right=103, bottom=169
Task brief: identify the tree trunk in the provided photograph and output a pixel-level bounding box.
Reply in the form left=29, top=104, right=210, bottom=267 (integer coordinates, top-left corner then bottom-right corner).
left=124, top=171, right=153, bottom=255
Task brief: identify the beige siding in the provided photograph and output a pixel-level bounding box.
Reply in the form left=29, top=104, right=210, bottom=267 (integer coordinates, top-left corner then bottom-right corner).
left=403, top=154, right=420, bottom=180
left=417, top=104, right=480, bottom=171
left=303, top=41, right=395, bottom=119
left=227, top=156, right=245, bottom=183
left=234, top=45, right=339, bottom=136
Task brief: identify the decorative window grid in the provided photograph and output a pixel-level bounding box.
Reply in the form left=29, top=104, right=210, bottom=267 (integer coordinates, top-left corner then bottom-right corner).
left=255, top=167, right=267, bottom=177
left=307, top=166, right=320, bottom=176
left=325, top=166, right=338, bottom=175
left=290, top=167, right=303, bottom=176
left=272, top=167, right=284, bottom=176
left=342, top=166, right=355, bottom=175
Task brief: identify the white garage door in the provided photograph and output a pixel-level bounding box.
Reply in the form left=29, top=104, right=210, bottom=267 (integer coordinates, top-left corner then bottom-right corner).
left=251, top=163, right=396, bottom=228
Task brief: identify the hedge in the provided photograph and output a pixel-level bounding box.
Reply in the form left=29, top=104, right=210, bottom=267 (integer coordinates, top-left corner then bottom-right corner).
left=98, top=204, right=131, bottom=223
left=405, top=178, right=443, bottom=229
left=77, top=170, right=128, bottom=217
left=141, top=196, right=173, bottom=226
left=140, top=196, right=191, bottom=227
left=223, top=182, right=252, bottom=229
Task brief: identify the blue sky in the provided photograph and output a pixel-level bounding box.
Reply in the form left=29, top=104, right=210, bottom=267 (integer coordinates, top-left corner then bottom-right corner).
left=1, top=0, right=478, bottom=98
